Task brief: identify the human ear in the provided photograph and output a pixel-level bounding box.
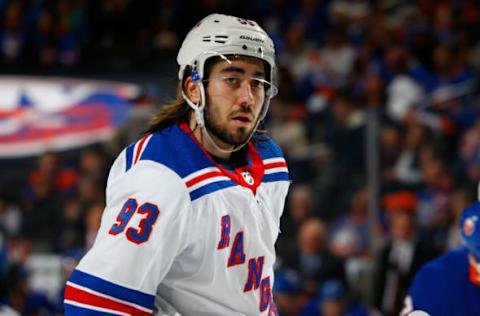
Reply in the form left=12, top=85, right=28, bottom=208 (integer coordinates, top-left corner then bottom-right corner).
left=184, top=76, right=201, bottom=104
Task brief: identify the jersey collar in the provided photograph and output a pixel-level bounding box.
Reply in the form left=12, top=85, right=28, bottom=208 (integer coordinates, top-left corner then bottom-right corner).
left=179, top=122, right=264, bottom=194
left=469, top=255, right=480, bottom=286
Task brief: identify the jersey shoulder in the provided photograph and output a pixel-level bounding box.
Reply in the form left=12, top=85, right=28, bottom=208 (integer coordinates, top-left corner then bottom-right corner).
left=422, top=247, right=468, bottom=276
left=122, top=124, right=237, bottom=201
left=124, top=124, right=214, bottom=178
left=413, top=247, right=468, bottom=287
left=253, top=136, right=286, bottom=160
left=408, top=247, right=469, bottom=314
left=254, top=136, right=290, bottom=185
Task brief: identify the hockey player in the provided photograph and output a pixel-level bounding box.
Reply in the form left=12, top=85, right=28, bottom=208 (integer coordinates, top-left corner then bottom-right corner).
left=400, top=201, right=480, bottom=316
left=63, top=13, right=289, bottom=316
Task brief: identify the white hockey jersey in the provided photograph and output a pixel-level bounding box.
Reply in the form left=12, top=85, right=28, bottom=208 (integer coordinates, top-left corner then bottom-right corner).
left=64, top=122, right=290, bottom=316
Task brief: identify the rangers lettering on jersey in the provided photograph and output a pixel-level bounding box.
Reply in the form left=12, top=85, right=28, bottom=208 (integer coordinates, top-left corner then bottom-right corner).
left=217, top=214, right=274, bottom=312
left=217, top=215, right=231, bottom=249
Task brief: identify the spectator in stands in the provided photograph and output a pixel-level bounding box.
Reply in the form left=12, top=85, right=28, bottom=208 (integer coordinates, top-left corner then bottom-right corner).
left=75, top=174, right=105, bottom=213
left=0, top=195, right=21, bottom=237
left=25, top=152, right=78, bottom=203
left=0, top=1, right=24, bottom=64
left=273, top=268, right=305, bottom=316
left=78, top=147, right=109, bottom=186
left=416, top=157, right=454, bottom=247
left=446, top=188, right=474, bottom=250
left=459, top=119, right=480, bottom=185
left=84, top=202, right=104, bottom=250
left=312, top=90, right=366, bottom=217
left=26, top=9, right=58, bottom=66
left=391, top=123, right=429, bottom=188
left=268, top=96, right=309, bottom=162
left=384, top=46, right=423, bottom=124
left=318, top=25, right=356, bottom=88
left=58, top=198, right=84, bottom=253
left=21, top=177, right=63, bottom=252
left=300, top=278, right=370, bottom=316
left=328, top=187, right=369, bottom=259
left=379, top=124, right=403, bottom=188
left=373, top=190, right=439, bottom=316
left=278, top=184, right=317, bottom=257
left=282, top=218, right=346, bottom=296
left=1, top=264, right=55, bottom=315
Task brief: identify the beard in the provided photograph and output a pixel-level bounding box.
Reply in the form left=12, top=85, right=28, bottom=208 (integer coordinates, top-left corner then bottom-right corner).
left=204, top=98, right=259, bottom=146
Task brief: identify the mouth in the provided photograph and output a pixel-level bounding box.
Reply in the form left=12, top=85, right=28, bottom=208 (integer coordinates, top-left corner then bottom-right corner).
left=231, top=114, right=253, bottom=124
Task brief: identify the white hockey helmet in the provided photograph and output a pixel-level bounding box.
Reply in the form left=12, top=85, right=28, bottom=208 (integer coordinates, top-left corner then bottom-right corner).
left=177, top=13, right=276, bottom=86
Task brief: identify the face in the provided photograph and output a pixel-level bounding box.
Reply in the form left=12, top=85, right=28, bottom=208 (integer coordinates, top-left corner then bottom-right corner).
left=298, top=219, right=326, bottom=254
left=203, top=56, right=267, bottom=146
left=320, top=299, right=345, bottom=316
left=390, top=211, right=414, bottom=240
left=289, top=186, right=313, bottom=222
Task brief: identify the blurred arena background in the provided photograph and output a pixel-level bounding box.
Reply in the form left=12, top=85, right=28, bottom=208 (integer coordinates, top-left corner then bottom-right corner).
left=1, top=0, right=480, bottom=315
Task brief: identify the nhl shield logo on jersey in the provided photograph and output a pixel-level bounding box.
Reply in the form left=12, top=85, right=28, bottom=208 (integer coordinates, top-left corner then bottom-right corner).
left=464, top=217, right=476, bottom=237
left=241, top=171, right=254, bottom=185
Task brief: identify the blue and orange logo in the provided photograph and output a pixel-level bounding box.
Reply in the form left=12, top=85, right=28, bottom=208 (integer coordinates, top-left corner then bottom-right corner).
left=0, top=76, right=140, bottom=158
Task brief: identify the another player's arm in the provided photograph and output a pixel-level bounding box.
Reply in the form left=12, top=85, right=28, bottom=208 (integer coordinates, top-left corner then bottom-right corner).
left=64, top=160, right=192, bottom=315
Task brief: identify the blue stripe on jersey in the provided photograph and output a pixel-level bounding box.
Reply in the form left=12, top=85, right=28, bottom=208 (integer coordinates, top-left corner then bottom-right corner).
left=140, top=125, right=287, bottom=177
left=190, top=181, right=237, bottom=201
left=69, top=269, right=154, bottom=310
left=125, top=143, right=135, bottom=172
left=141, top=125, right=214, bottom=179
left=254, top=138, right=285, bottom=160
left=263, top=172, right=289, bottom=183
left=64, top=304, right=120, bottom=316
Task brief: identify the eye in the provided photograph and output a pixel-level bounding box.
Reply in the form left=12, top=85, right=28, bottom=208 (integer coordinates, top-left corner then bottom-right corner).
left=251, top=79, right=265, bottom=90
left=224, top=77, right=240, bottom=86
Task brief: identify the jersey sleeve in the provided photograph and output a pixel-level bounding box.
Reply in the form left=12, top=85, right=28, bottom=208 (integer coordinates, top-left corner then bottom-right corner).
left=64, top=159, right=192, bottom=315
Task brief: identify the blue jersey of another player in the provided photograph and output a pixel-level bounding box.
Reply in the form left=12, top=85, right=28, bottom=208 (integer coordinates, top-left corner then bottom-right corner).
left=403, top=200, right=480, bottom=316
left=402, top=247, right=480, bottom=316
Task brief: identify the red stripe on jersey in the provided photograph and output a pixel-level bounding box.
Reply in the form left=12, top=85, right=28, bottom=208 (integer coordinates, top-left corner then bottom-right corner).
left=186, top=171, right=223, bottom=188
left=469, top=259, right=480, bottom=286
left=179, top=122, right=264, bottom=194
left=64, top=284, right=151, bottom=316
left=264, top=161, right=287, bottom=169
left=134, top=135, right=149, bottom=165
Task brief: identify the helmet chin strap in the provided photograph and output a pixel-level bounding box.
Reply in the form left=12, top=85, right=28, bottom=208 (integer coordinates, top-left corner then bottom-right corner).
left=182, top=82, right=263, bottom=155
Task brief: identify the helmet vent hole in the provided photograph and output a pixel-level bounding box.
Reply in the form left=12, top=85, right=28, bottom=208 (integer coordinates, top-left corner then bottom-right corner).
left=202, top=36, right=211, bottom=42
left=242, top=45, right=248, bottom=50
left=214, top=20, right=220, bottom=23
left=213, top=35, right=228, bottom=44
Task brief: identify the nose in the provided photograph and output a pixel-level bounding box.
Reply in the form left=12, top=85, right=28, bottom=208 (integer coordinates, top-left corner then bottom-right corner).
left=237, top=80, right=255, bottom=106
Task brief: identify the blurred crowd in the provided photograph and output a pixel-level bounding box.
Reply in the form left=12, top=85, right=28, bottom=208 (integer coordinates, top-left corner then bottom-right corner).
left=0, top=148, right=110, bottom=315
left=2, top=0, right=480, bottom=315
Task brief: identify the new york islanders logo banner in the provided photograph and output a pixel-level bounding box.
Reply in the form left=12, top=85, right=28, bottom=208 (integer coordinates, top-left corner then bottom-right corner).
left=0, top=76, right=140, bottom=158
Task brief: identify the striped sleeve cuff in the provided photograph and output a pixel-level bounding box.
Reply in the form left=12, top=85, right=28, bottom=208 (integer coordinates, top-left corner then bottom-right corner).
left=64, top=269, right=154, bottom=316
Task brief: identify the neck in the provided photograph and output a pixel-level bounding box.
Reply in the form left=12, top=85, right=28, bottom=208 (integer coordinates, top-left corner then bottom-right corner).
left=189, top=118, right=233, bottom=160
